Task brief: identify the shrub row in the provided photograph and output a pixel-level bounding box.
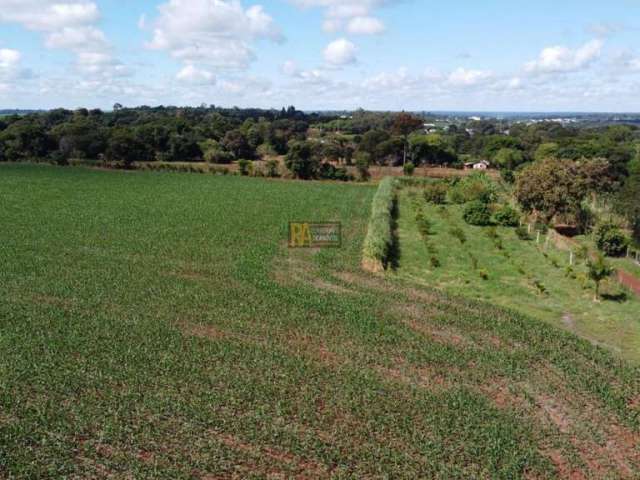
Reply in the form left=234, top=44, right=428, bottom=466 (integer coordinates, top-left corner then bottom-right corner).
left=362, top=177, right=396, bottom=272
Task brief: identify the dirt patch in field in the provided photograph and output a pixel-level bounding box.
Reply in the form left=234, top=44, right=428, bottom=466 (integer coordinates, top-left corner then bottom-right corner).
left=283, top=330, right=344, bottom=367
left=540, top=448, right=586, bottom=480
left=376, top=357, right=458, bottom=391
left=532, top=387, right=640, bottom=478
left=184, top=323, right=228, bottom=340
left=173, top=270, right=210, bottom=281
left=272, top=254, right=352, bottom=294
left=478, top=378, right=527, bottom=411
left=403, top=318, right=472, bottom=348
left=213, top=432, right=330, bottom=479
left=32, top=293, right=73, bottom=310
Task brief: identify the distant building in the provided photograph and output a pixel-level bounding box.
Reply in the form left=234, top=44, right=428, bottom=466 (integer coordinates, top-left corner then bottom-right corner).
left=464, top=160, right=490, bottom=170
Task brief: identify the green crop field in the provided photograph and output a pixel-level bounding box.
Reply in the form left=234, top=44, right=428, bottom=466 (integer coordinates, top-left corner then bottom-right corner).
left=1, top=164, right=639, bottom=479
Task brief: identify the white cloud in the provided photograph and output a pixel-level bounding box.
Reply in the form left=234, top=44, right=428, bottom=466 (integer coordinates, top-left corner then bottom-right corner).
left=0, top=0, right=123, bottom=79
left=323, top=38, right=357, bottom=66
left=0, top=48, right=21, bottom=69
left=291, top=0, right=392, bottom=35
left=0, top=1, right=100, bottom=31
left=281, top=60, right=299, bottom=76
left=176, top=64, right=216, bottom=84
left=346, top=16, right=385, bottom=34
left=448, top=67, right=493, bottom=86
left=525, top=39, right=603, bottom=74
left=586, top=22, right=624, bottom=38
left=148, top=0, right=283, bottom=71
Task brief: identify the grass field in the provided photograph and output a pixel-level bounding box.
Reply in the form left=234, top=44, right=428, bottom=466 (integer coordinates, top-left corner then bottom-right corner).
left=1, top=164, right=640, bottom=479
left=395, top=187, right=640, bottom=363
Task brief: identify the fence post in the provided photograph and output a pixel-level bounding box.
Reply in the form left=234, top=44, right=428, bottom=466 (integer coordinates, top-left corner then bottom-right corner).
left=570, top=250, right=574, bottom=266
left=536, top=231, right=540, bottom=244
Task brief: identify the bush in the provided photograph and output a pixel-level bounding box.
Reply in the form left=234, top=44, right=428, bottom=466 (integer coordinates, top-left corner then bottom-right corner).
left=479, top=269, right=489, bottom=280
left=494, top=205, right=520, bottom=227
left=354, top=152, right=371, bottom=182
left=237, top=159, right=251, bottom=176
left=423, top=182, right=448, bottom=204
left=265, top=159, right=280, bottom=178
left=318, top=163, right=353, bottom=181
left=401, top=161, right=414, bottom=176
left=515, top=225, right=531, bottom=240
left=430, top=256, right=441, bottom=268
left=449, top=173, right=497, bottom=204
left=362, top=177, right=396, bottom=271
left=415, top=210, right=433, bottom=237
left=594, top=222, right=629, bottom=257
left=463, top=201, right=492, bottom=226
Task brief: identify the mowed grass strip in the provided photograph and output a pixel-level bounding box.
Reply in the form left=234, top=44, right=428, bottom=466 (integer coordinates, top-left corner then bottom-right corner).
left=0, top=164, right=638, bottom=479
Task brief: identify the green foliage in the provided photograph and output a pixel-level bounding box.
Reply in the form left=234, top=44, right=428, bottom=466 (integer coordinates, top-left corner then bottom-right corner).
left=362, top=177, right=396, bottom=269
left=430, top=256, right=441, bottom=268
left=265, top=159, right=280, bottom=178
left=515, top=158, right=587, bottom=223
left=354, top=151, right=371, bottom=181
left=237, top=159, right=251, bottom=176
left=587, top=254, right=615, bottom=299
left=494, top=205, right=521, bottom=227
left=415, top=210, right=433, bottom=237
left=515, top=225, right=531, bottom=241
left=534, top=142, right=559, bottom=162
left=403, top=161, right=416, bottom=176
left=423, top=182, right=448, bottom=204
left=463, top=201, right=493, bottom=226
left=318, top=162, right=353, bottom=181
left=615, top=167, right=640, bottom=245
left=107, top=129, right=149, bottom=167
left=449, top=173, right=497, bottom=204
left=594, top=222, right=630, bottom=257
left=284, top=141, right=319, bottom=179
left=479, top=269, right=489, bottom=280
left=532, top=279, right=547, bottom=295
left=494, top=148, right=525, bottom=170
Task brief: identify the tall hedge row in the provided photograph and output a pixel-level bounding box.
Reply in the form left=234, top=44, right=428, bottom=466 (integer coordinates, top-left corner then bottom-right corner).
left=362, top=177, right=396, bottom=272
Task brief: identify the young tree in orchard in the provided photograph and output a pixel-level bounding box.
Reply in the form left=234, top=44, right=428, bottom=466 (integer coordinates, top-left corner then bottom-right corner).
left=392, top=113, right=423, bottom=166
left=515, top=158, right=587, bottom=223
left=587, top=254, right=614, bottom=301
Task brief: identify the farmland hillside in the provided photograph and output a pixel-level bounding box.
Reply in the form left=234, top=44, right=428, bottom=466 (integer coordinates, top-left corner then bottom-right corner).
left=1, top=164, right=639, bottom=479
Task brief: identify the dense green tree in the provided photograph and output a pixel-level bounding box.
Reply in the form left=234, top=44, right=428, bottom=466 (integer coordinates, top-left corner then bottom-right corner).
left=615, top=164, right=640, bottom=244
left=392, top=113, right=423, bottom=165
left=285, top=141, right=319, bottom=179
left=494, top=148, right=525, bottom=170
left=0, top=119, right=52, bottom=161
left=515, top=158, right=587, bottom=223
left=106, top=129, right=149, bottom=167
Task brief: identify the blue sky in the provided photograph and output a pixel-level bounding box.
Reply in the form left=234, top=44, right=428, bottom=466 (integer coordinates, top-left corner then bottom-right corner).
left=1, top=0, right=640, bottom=111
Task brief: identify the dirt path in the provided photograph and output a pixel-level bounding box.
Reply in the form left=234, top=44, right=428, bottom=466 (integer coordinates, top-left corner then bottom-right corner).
left=618, top=269, right=640, bottom=296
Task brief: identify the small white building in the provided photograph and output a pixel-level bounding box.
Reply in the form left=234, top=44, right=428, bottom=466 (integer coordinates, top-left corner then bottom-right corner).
left=464, top=160, right=490, bottom=170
